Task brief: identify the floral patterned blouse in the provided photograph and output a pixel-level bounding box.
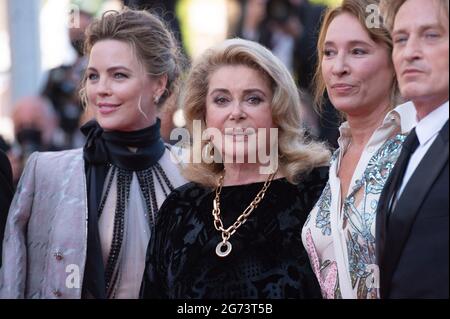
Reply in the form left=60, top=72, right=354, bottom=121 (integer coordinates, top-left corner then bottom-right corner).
left=301, top=102, right=417, bottom=299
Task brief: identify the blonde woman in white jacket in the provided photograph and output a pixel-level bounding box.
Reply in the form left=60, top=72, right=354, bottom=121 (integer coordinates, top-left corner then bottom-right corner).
left=0, top=8, right=186, bottom=299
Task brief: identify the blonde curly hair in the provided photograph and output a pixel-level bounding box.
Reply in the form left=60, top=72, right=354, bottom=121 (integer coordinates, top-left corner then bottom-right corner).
left=181, top=38, right=331, bottom=188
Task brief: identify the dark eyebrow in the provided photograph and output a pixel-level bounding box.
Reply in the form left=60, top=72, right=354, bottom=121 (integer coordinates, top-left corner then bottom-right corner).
left=209, top=88, right=230, bottom=96
left=208, top=88, right=268, bottom=97
left=324, top=40, right=374, bottom=48
left=348, top=40, right=374, bottom=47
left=242, top=89, right=267, bottom=97
left=86, top=66, right=133, bottom=73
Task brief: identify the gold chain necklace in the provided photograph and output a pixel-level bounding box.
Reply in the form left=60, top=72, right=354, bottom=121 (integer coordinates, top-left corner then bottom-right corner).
left=212, top=172, right=276, bottom=257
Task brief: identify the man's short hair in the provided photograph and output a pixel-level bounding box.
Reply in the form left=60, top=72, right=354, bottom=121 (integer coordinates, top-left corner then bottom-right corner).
left=381, top=0, right=449, bottom=32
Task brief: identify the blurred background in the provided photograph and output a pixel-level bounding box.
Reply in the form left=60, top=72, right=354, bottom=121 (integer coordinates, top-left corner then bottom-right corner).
left=0, top=0, right=341, bottom=184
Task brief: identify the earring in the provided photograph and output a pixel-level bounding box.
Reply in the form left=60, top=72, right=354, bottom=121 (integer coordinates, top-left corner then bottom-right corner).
left=203, top=141, right=215, bottom=162
left=153, top=95, right=160, bottom=104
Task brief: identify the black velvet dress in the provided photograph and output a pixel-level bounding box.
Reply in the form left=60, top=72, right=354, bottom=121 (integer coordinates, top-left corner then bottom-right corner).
left=141, top=167, right=328, bottom=299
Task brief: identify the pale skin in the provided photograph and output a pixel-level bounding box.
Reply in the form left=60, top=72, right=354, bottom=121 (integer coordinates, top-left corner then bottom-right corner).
left=392, top=0, right=449, bottom=120
left=86, top=39, right=167, bottom=132
left=205, top=65, right=282, bottom=186
left=321, top=13, right=395, bottom=201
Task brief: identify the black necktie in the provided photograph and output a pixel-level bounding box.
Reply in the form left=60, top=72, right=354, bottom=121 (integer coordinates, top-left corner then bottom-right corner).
left=384, top=128, right=420, bottom=217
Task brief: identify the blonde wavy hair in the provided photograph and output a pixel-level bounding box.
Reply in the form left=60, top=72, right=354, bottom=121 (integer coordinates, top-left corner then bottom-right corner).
left=182, top=38, right=331, bottom=188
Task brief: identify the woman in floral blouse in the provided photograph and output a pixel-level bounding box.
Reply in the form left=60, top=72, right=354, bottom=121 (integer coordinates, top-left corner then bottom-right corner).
left=301, top=0, right=417, bottom=299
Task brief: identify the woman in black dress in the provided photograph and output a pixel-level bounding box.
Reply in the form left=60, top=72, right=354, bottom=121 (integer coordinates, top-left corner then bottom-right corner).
left=141, top=39, right=331, bottom=299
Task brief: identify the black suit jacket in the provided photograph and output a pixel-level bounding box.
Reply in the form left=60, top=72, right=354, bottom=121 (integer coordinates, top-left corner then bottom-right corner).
left=0, top=149, right=14, bottom=267
left=376, top=120, right=449, bottom=299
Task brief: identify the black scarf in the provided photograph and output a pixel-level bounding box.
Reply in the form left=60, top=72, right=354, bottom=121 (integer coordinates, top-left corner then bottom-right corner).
left=80, top=119, right=166, bottom=299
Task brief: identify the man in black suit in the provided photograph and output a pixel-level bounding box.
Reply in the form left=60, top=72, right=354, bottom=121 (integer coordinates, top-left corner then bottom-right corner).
left=376, top=0, right=449, bottom=298
left=0, top=149, right=14, bottom=267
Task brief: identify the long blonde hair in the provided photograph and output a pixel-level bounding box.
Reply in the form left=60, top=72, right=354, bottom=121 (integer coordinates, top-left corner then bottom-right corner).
left=182, top=38, right=330, bottom=188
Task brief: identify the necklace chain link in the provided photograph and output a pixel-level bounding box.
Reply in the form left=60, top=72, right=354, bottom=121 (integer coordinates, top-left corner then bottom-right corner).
left=212, top=172, right=276, bottom=257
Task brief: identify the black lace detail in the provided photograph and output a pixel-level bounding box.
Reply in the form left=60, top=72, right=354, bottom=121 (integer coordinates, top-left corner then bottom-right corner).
left=136, top=163, right=175, bottom=227
left=99, top=164, right=175, bottom=298
left=104, top=168, right=131, bottom=298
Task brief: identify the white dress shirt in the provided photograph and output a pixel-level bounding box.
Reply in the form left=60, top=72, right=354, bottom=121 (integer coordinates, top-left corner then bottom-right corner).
left=398, top=101, right=449, bottom=197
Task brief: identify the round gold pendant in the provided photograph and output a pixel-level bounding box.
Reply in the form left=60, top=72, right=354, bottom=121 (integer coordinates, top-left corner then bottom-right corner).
left=215, top=241, right=232, bottom=257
